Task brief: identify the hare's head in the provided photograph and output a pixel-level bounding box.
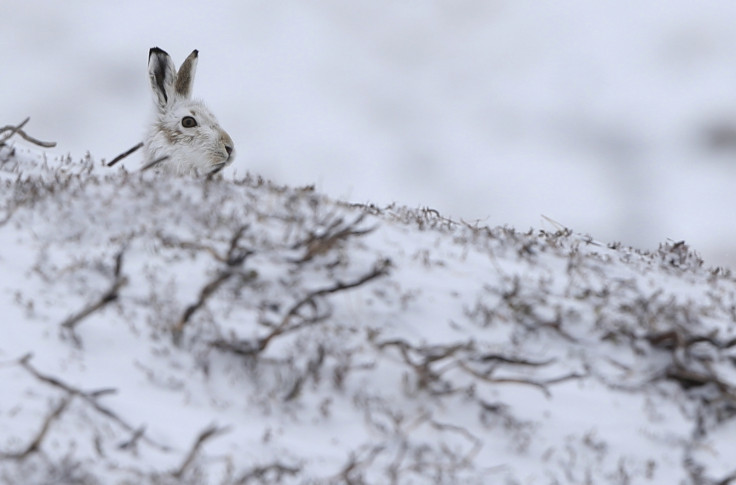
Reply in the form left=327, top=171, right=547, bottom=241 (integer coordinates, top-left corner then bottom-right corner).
left=143, top=47, right=234, bottom=175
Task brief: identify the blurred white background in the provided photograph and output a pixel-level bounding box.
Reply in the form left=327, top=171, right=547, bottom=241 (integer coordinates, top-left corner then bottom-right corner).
left=5, top=1, right=736, bottom=266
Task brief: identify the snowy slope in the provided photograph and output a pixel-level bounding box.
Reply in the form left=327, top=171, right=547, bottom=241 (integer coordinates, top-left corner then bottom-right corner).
left=2, top=138, right=736, bottom=484
left=7, top=2, right=736, bottom=266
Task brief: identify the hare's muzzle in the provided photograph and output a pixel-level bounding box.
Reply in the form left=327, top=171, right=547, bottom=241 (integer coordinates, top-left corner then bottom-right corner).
left=221, top=132, right=235, bottom=161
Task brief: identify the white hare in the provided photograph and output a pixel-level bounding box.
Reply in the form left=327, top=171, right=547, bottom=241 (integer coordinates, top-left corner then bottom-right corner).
left=143, top=47, right=234, bottom=175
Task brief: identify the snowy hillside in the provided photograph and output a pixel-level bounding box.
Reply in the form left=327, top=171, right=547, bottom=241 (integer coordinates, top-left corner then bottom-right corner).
left=7, top=2, right=736, bottom=266
left=3, top=133, right=736, bottom=484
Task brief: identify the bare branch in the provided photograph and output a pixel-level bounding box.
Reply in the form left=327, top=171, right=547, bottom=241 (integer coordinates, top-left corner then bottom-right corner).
left=283, top=259, right=390, bottom=326
left=225, top=225, right=251, bottom=265
left=60, top=277, right=127, bottom=332
left=331, top=446, right=384, bottom=485
left=255, top=259, right=391, bottom=354
left=663, top=363, right=736, bottom=400
left=457, top=360, right=585, bottom=398
left=155, top=232, right=224, bottom=261
left=473, top=353, right=556, bottom=367
left=0, top=117, right=29, bottom=141
left=117, top=426, right=146, bottom=451
left=171, top=226, right=253, bottom=340
left=172, top=270, right=235, bottom=339
left=172, top=423, right=231, bottom=479
left=140, top=155, right=170, bottom=171
left=210, top=260, right=389, bottom=360
left=0, top=118, right=57, bottom=147
left=427, top=418, right=483, bottom=465
left=234, top=462, right=301, bottom=484
left=18, top=354, right=170, bottom=452
left=292, top=213, right=376, bottom=263
left=376, top=338, right=469, bottom=393
left=60, top=250, right=128, bottom=342
left=107, top=142, right=143, bottom=167
left=0, top=398, right=70, bottom=460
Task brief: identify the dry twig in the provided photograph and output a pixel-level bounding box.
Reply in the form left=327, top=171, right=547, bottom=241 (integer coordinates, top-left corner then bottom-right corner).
left=140, top=154, right=170, bottom=171
left=214, top=259, right=390, bottom=356
left=457, top=360, right=585, bottom=398
left=0, top=398, right=70, bottom=460
left=377, top=339, right=469, bottom=393
left=173, top=271, right=237, bottom=338
left=107, top=141, right=143, bottom=167
left=234, top=462, right=301, bottom=484
left=0, top=117, right=56, bottom=147
left=292, top=213, right=376, bottom=263
left=172, top=423, right=231, bottom=479
left=117, top=426, right=147, bottom=451
left=427, top=418, right=483, bottom=465
left=60, top=250, right=128, bottom=344
left=331, top=446, right=384, bottom=485
left=18, top=353, right=170, bottom=452
left=171, top=226, right=253, bottom=340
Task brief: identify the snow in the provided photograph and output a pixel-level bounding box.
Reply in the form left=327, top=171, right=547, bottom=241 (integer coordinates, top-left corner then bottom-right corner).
left=5, top=3, right=736, bottom=482
left=2, top=141, right=736, bottom=483
left=4, top=1, right=736, bottom=267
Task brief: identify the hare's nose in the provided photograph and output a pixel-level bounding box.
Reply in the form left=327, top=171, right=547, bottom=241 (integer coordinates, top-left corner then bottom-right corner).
left=221, top=132, right=235, bottom=159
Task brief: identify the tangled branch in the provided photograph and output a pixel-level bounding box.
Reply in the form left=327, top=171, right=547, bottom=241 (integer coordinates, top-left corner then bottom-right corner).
left=291, top=213, right=376, bottom=263
left=17, top=353, right=170, bottom=452
left=172, top=225, right=253, bottom=341
left=0, top=117, right=56, bottom=147
left=330, top=445, right=384, bottom=485
left=171, top=423, right=231, bottom=479
left=457, top=360, right=585, bottom=398
left=211, top=259, right=391, bottom=357
left=0, top=398, right=70, bottom=460
left=234, top=462, right=301, bottom=484
left=60, top=249, right=128, bottom=345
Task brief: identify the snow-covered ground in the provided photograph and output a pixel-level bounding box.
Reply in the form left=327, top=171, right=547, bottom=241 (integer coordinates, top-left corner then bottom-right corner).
left=4, top=1, right=736, bottom=266
left=3, top=138, right=736, bottom=483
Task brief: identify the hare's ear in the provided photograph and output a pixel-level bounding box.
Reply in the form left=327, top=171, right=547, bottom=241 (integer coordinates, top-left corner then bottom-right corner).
left=175, top=49, right=198, bottom=99
left=148, top=47, right=176, bottom=109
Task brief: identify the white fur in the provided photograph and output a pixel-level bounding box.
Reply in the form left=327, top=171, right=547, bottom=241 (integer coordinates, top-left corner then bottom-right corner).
left=143, top=47, right=234, bottom=175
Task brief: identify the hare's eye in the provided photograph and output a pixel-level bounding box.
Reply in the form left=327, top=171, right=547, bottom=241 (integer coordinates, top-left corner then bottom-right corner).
left=181, top=116, right=197, bottom=128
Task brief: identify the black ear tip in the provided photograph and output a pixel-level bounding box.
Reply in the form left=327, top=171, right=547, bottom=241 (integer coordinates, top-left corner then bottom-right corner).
left=192, top=49, right=199, bottom=57
left=149, top=47, right=167, bottom=59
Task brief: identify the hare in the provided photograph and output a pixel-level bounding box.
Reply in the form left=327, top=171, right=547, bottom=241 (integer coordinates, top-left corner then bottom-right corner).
left=143, top=47, right=234, bottom=175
